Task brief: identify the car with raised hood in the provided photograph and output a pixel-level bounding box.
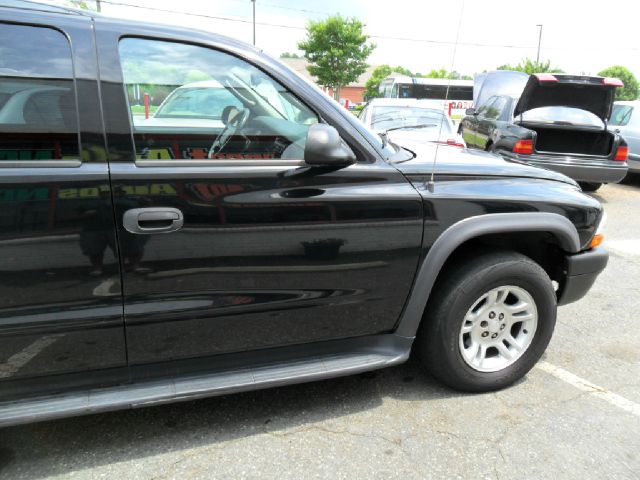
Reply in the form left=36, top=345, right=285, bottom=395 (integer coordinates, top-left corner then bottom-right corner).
left=359, top=98, right=466, bottom=148
left=461, top=71, right=629, bottom=192
left=0, top=1, right=608, bottom=426
left=609, top=101, right=640, bottom=173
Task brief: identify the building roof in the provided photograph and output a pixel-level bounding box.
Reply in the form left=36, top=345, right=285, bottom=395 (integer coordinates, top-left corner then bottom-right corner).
left=280, top=58, right=377, bottom=88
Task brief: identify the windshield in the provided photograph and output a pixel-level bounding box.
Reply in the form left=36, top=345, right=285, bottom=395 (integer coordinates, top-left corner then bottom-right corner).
left=371, top=106, right=452, bottom=133
left=518, top=106, right=603, bottom=128
left=156, top=87, right=243, bottom=119
left=610, top=104, right=634, bottom=126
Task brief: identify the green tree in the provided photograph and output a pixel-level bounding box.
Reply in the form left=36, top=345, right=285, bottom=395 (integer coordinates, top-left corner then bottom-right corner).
left=280, top=52, right=302, bottom=59
left=298, top=15, right=375, bottom=100
left=497, top=58, right=563, bottom=74
left=364, top=64, right=412, bottom=99
left=67, top=1, right=93, bottom=10
left=598, top=66, right=639, bottom=100
left=423, top=68, right=472, bottom=80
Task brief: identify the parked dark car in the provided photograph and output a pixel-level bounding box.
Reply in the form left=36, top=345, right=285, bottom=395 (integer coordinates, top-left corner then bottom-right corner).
left=461, top=71, right=629, bottom=192
left=0, top=2, right=608, bottom=426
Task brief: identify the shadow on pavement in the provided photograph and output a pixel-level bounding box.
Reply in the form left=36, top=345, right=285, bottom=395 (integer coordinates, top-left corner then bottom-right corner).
left=0, top=357, right=467, bottom=479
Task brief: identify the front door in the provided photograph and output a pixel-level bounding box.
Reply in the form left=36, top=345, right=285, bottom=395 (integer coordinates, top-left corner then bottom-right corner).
left=97, top=33, right=424, bottom=366
left=0, top=14, right=125, bottom=398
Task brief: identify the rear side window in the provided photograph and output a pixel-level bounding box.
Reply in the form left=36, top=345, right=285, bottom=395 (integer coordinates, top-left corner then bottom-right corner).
left=118, top=37, right=318, bottom=163
left=0, top=23, right=79, bottom=162
left=610, top=105, right=634, bottom=127
left=484, top=96, right=508, bottom=120
left=476, top=97, right=496, bottom=117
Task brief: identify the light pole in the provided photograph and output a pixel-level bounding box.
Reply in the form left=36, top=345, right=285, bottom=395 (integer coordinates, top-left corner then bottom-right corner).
left=252, top=0, right=256, bottom=46
left=536, top=24, right=543, bottom=64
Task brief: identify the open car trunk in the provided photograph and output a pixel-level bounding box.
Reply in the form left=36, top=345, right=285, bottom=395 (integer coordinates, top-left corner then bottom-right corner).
left=523, top=124, right=615, bottom=156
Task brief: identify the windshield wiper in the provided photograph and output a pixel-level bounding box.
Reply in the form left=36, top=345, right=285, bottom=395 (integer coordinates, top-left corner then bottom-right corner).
left=385, top=123, right=438, bottom=133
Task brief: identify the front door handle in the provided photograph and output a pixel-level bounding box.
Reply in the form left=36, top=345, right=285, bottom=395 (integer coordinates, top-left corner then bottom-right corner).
left=123, top=207, right=183, bottom=234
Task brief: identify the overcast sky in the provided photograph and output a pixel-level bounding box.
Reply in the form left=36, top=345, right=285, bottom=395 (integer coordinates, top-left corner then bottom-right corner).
left=50, top=0, right=640, bottom=78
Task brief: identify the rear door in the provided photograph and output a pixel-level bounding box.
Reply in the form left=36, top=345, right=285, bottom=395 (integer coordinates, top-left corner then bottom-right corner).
left=0, top=11, right=125, bottom=398
left=476, top=96, right=509, bottom=150
left=463, top=97, right=496, bottom=148
left=95, top=28, right=424, bottom=367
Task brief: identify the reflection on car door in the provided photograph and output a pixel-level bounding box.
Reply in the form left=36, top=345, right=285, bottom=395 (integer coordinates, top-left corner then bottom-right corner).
left=0, top=16, right=125, bottom=399
left=96, top=32, right=424, bottom=368
left=476, top=96, right=508, bottom=150
left=462, top=97, right=493, bottom=148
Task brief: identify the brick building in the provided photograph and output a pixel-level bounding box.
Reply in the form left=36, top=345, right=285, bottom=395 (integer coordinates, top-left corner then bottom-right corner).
left=281, top=58, right=377, bottom=104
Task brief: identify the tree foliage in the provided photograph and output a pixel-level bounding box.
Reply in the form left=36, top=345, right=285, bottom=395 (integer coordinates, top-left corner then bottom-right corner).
left=497, top=58, right=563, bottom=74
left=598, top=66, right=639, bottom=101
left=364, top=65, right=412, bottom=99
left=280, top=52, right=302, bottom=59
left=298, top=15, right=375, bottom=100
left=423, top=69, right=472, bottom=80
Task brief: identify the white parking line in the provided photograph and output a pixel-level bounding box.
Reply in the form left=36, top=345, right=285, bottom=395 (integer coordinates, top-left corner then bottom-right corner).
left=536, top=361, right=640, bottom=417
left=606, top=239, right=640, bottom=256
left=0, top=335, right=63, bottom=379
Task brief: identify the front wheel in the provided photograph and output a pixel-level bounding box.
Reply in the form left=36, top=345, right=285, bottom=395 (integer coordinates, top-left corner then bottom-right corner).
left=578, top=182, right=602, bottom=192
left=415, top=251, right=557, bottom=392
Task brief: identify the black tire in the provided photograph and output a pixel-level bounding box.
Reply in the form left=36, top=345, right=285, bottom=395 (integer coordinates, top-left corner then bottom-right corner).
left=578, top=182, right=602, bottom=192
left=415, top=251, right=557, bottom=392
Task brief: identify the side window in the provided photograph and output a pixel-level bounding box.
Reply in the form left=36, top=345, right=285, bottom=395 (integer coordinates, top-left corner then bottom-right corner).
left=610, top=105, right=633, bottom=127
left=476, top=97, right=496, bottom=118
left=119, top=38, right=318, bottom=162
left=485, top=96, right=507, bottom=120
left=0, top=23, right=79, bottom=162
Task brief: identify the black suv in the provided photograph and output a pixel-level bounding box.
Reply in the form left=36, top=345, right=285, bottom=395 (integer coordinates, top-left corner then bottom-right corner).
left=0, top=2, right=608, bottom=426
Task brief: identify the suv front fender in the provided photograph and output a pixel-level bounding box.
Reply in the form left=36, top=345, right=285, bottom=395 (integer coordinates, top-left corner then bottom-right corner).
left=394, top=212, right=580, bottom=338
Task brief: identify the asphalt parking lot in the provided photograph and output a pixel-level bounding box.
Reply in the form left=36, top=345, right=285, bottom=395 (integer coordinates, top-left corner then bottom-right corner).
left=1, top=179, right=640, bottom=480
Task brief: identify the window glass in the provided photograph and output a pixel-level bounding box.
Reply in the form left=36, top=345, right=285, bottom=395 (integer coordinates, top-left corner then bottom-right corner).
left=370, top=106, right=452, bottom=134
left=610, top=104, right=634, bottom=127
left=411, top=85, right=474, bottom=101
left=119, top=38, right=318, bottom=162
left=484, top=96, right=507, bottom=120
left=399, top=84, right=413, bottom=98
left=476, top=97, right=496, bottom=117
left=0, top=23, right=79, bottom=161
left=520, top=107, right=603, bottom=127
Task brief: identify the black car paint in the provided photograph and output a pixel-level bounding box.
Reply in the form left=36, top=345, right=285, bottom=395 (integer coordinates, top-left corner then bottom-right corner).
left=0, top=3, right=606, bottom=421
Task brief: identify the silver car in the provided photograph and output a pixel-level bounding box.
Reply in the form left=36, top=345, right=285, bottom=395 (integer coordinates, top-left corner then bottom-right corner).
left=610, top=101, right=640, bottom=172
left=359, top=98, right=466, bottom=148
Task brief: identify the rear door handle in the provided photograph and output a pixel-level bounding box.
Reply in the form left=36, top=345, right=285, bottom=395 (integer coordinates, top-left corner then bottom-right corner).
left=123, top=207, right=183, bottom=234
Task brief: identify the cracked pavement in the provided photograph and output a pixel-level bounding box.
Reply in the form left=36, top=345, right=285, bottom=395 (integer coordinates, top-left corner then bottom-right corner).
left=1, top=179, right=640, bottom=479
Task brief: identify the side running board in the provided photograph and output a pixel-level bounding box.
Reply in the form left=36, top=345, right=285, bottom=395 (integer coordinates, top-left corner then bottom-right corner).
left=0, top=334, right=412, bottom=427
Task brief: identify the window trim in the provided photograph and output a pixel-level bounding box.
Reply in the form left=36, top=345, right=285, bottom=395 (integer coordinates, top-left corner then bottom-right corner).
left=135, top=159, right=304, bottom=168
left=0, top=21, right=83, bottom=168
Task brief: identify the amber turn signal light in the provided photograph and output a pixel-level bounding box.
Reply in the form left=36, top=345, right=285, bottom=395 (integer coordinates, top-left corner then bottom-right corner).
left=590, top=234, right=604, bottom=248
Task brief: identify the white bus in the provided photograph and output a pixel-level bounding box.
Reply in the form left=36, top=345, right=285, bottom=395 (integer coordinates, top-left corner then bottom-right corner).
left=379, top=75, right=474, bottom=122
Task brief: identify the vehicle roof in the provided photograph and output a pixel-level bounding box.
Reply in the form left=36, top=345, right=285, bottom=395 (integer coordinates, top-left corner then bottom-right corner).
left=0, top=0, right=89, bottom=16
left=1, top=0, right=258, bottom=56
left=367, top=98, right=448, bottom=108
left=381, top=75, right=473, bottom=87
left=614, top=100, right=640, bottom=106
